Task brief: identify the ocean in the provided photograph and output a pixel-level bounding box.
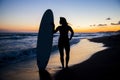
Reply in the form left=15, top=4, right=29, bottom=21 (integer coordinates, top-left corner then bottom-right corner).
left=0, top=32, right=118, bottom=66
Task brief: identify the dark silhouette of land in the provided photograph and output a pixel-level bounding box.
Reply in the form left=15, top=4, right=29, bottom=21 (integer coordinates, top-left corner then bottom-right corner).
left=54, top=34, right=120, bottom=80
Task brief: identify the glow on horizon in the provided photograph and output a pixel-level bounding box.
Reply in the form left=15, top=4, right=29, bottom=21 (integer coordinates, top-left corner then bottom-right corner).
left=0, top=0, right=120, bottom=32
left=74, top=25, right=120, bottom=33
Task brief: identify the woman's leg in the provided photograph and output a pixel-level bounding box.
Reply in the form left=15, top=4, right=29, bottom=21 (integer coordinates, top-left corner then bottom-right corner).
left=65, top=42, right=70, bottom=68
left=58, top=45, right=64, bottom=68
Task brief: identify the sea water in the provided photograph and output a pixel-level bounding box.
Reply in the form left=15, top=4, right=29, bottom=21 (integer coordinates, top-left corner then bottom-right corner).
left=0, top=32, right=118, bottom=65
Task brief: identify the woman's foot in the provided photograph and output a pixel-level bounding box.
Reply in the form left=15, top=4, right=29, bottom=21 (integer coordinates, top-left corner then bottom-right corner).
left=66, top=65, right=68, bottom=68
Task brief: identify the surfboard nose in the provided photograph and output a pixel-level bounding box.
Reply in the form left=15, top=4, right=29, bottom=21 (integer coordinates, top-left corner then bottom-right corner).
left=45, top=9, right=53, bottom=15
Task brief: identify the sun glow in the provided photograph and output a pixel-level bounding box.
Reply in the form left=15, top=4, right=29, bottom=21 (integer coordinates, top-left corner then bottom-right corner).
left=71, top=25, right=120, bottom=33
left=0, top=0, right=120, bottom=33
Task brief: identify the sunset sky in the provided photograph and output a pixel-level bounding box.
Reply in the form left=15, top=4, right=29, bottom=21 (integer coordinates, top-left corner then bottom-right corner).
left=0, top=0, right=120, bottom=32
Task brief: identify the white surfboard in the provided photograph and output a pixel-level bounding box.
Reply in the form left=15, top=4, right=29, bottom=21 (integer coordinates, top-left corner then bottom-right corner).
left=37, top=9, right=54, bottom=69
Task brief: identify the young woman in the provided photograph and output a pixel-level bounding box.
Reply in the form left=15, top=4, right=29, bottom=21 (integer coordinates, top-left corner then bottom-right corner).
left=54, top=17, right=74, bottom=68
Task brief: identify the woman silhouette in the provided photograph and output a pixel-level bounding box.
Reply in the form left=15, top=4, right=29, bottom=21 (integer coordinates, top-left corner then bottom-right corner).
left=54, top=17, right=74, bottom=68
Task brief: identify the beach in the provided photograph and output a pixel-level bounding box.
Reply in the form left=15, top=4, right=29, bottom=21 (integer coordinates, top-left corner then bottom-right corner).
left=0, top=33, right=120, bottom=80
left=1, top=0, right=120, bottom=80
left=0, top=37, right=107, bottom=80
left=54, top=34, right=120, bottom=80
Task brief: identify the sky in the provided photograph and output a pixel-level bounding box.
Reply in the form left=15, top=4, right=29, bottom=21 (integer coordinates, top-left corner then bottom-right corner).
left=0, top=0, right=120, bottom=32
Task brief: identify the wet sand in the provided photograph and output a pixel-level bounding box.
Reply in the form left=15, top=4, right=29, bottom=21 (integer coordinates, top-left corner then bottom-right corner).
left=47, top=39, right=106, bottom=75
left=0, top=39, right=107, bottom=80
left=54, top=34, right=120, bottom=80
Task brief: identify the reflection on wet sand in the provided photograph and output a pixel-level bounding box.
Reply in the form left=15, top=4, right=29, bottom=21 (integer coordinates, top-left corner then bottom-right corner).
left=47, top=39, right=106, bottom=71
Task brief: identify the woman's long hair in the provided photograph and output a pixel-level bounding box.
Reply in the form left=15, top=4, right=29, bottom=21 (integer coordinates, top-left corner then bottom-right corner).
left=60, top=17, right=68, bottom=26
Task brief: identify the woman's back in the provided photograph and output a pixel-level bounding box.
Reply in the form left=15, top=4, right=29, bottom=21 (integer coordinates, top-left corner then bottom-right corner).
left=58, top=25, right=70, bottom=39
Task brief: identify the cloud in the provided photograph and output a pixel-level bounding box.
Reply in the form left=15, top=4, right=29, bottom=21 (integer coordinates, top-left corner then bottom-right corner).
left=90, top=24, right=96, bottom=27
left=106, top=17, right=111, bottom=20
left=111, top=21, right=120, bottom=25
left=90, top=21, right=120, bottom=27
left=97, top=24, right=107, bottom=26
left=111, top=23, right=118, bottom=25
left=118, top=21, right=120, bottom=24
left=90, top=24, right=107, bottom=27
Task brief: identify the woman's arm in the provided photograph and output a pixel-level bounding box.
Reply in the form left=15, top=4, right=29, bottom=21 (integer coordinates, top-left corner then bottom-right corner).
left=53, top=26, right=59, bottom=34
left=69, top=26, right=74, bottom=40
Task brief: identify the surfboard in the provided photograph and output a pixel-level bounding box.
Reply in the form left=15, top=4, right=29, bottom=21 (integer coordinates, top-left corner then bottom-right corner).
left=37, top=9, right=54, bottom=69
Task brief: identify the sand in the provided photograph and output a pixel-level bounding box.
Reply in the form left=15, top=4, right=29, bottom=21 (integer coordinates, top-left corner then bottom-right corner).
left=54, top=34, right=120, bottom=80
left=0, top=38, right=111, bottom=80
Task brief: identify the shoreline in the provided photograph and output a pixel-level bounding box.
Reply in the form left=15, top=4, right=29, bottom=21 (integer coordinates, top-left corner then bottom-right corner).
left=47, top=39, right=106, bottom=75
left=0, top=38, right=106, bottom=80
left=54, top=34, right=120, bottom=80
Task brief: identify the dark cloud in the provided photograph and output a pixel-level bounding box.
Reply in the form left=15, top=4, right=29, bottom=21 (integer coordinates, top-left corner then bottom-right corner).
left=118, top=21, right=120, bottom=24
left=106, top=17, right=111, bottom=20
left=93, top=24, right=96, bottom=26
left=90, top=24, right=96, bottom=27
left=98, top=24, right=107, bottom=26
left=90, top=21, right=120, bottom=27
left=111, top=21, right=120, bottom=25
left=111, top=23, right=118, bottom=25
left=90, top=25, right=92, bottom=27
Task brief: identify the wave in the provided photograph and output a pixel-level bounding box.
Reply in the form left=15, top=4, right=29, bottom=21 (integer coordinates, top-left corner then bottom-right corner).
left=0, top=33, right=37, bottom=40
left=1, top=32, right=118, bottom=67
left=0, top=33, right=57, bottom=40
left=0, top=37, right=80, bottom=67
left=0, top=48, right=36, bottom=66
